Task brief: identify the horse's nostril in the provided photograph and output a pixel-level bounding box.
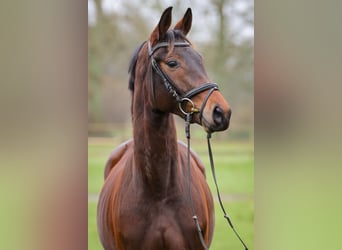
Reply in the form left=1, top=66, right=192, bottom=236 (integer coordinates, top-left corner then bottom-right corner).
left=212, top=106, right=231, bottom=131
left=213, top=106, right=224, bottom=125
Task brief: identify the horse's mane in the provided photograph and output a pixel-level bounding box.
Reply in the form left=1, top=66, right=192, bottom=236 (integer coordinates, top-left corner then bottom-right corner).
left=128, top=41, right=146, bottom=92
left=128, top=30, right=190, bottom=93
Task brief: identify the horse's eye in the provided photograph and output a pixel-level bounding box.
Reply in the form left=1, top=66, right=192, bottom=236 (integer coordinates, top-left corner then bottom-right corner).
left=166, top=60, right=179, bottom=68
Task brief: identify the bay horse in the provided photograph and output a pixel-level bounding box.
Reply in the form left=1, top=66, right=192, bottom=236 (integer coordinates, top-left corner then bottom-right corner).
left=97, top=7, right=232, bottom=250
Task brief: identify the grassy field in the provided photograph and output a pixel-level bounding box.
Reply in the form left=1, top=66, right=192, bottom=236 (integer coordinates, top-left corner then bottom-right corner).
left=88, top=130, right=254, bottom=249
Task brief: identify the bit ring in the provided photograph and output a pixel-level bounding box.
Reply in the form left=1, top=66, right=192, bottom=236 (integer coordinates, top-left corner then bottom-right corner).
left=179, top=98, right=199, bottom=115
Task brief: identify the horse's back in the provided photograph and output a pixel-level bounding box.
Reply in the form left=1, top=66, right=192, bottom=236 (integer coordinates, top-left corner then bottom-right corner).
left=104, top=139, right=134, bottom=179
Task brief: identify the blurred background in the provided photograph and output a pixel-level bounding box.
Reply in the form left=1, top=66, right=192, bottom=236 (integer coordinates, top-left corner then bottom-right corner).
left=1, top=1, right=341, bottom=250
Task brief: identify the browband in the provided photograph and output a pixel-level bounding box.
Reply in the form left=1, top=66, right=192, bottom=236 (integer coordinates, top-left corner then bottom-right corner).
left=148, top=41, right=190, bottom=56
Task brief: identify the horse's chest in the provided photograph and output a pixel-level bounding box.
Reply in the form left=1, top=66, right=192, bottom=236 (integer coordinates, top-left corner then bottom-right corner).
left=119, top=200, right=197, bottom=249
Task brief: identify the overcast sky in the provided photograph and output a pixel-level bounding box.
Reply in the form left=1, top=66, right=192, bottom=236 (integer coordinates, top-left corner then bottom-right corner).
left=88, top=0, right=253, bottom=44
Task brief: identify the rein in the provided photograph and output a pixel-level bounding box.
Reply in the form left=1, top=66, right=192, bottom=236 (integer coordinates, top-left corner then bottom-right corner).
left=149, top=40, right=248, bottom=249
left=205, top=132, right=249, bottom=250
left=185, top=112, right=248, bottom=250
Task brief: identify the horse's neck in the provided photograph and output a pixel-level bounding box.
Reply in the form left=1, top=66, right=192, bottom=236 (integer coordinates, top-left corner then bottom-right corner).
left=132, top=103, right=178, bottom=194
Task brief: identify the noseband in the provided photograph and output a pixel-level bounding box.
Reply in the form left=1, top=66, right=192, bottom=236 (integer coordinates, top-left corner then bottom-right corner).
left=148, top=41, right=218, bottom=120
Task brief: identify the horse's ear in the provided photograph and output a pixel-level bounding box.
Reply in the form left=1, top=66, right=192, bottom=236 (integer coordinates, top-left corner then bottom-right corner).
left=174, top=8, right=192, bottom=36
left=150, top=6, right=173, bottom=46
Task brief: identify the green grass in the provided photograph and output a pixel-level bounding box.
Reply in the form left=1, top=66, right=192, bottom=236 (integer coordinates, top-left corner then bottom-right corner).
left=89, top=202, right=103, bottom=250
left=88, top=135, right=254, bottom=249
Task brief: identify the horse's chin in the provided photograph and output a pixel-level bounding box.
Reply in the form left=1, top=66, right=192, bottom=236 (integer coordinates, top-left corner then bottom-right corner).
left=201, top=117, right=229, bottom=134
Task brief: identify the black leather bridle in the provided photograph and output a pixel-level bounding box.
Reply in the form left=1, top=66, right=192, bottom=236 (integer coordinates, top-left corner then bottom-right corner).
left=147, top=40, right=248, bottom=250
left=147, top=40, right=218, bottom=121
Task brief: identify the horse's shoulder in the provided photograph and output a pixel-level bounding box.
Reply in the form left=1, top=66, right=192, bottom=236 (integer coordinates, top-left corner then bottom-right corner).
left=104, top=139, right=134, bottom=179
left=177, top=140, right=206, bottom=176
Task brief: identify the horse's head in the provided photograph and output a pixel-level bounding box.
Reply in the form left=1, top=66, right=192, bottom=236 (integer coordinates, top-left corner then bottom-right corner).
left=129, top=7, right=231, bottom=133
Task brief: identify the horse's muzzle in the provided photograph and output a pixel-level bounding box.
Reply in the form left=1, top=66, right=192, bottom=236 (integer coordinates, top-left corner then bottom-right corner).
left=200, top=104, right=231, bottom=133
